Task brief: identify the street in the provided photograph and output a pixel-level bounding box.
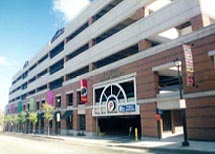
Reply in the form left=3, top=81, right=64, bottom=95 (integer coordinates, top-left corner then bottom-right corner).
left=0, top=134, right=185, bottom=154
left=0, top=134, right=143, bottom=154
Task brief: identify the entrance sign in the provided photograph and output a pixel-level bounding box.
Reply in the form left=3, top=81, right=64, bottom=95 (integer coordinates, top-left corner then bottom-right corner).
left=107, top=100, right=116, bottom=112
left=92, top=76, right=139, bottom=117
left=118, top=104, right=136, bottom=112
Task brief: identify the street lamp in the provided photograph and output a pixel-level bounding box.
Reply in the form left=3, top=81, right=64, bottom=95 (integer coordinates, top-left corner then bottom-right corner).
left=56, top=98, right=61, bottom=135
left=174, top=57, right=190, bottom=147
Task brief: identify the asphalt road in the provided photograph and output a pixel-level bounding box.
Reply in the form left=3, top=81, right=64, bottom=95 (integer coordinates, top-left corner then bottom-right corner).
left=0, top=134, right=183, bottom=154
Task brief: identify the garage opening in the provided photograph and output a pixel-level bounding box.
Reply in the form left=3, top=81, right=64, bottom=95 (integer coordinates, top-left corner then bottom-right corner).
left=98, top=115, right=141, bottom=137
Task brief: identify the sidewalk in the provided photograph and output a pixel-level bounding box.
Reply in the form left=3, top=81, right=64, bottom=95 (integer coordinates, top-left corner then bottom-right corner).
left=5, top=132, right=215, bottom=154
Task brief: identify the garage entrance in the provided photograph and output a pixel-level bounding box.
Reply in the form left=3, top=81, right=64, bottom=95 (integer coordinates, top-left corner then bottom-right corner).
left=98, top=115, right=141, bottom=137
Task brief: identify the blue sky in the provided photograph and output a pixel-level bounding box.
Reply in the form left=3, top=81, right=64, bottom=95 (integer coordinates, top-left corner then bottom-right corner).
left=0, top=0, right=89, bottom=111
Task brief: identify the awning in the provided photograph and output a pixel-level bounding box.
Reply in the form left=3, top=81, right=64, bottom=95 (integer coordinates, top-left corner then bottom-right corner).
left=37, top=112, right=44, bottom=120
left=61, top=110, right=73, bottom=120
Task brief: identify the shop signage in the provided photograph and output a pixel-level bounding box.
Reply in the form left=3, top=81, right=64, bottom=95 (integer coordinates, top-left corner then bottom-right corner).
left=50, top=27, right=64, bottom=43
left=183, top=44, right=195, bottom=86
left=107, top=100, right=116, bottom=112
left=100, top=69, right=124, bottom=81
left=118, top=104, right=135, bottom=113
left=80, top=79, right=88, bottom=103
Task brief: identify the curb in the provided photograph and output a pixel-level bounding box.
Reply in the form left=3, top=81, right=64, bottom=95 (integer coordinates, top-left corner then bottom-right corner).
left=113, top=144, right=215, bottom=154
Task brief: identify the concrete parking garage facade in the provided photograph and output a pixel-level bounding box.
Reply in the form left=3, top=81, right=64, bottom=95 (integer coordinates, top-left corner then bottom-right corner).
left=5, top=0, right=215, bottom=141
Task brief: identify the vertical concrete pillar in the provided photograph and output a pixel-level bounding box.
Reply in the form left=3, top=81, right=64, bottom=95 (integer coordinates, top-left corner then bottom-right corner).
left=153, top=72, right=159, bottom=96
left=64, top=56, right=67, bottom=63
left=131, top=7, right=146, bottom=20
left=140, top=103, right=158, bottom=138
left=88, top=16, right=95, bottom=25
left=63, top=75, right=67, bottom=82
left=89, top=63, right=95, bottom=72
left=86, top=109, right=96, bottom=136
left=138, top=39, right=152, bottom=51
left=88, top=39, right=95, bottom=48
left=190, top=14, right=211, bottom=31
left=73, top=110, right=79, bottom=130
left=64, top=38, right=68, bottom=44
left=61, top=119, right=66, bottom=135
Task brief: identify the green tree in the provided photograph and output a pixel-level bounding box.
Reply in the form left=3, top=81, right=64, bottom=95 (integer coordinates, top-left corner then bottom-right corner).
left=18, top=112, right=27, bottom=133
left=42, top=103, right=54, bottom=135
left=12, top=114, right=19, bottom=132
left=28, top=112, right=38, bottom=134
left=0, top=112, right=3, bottom=126
left=4, top=115, right=13, bottom=131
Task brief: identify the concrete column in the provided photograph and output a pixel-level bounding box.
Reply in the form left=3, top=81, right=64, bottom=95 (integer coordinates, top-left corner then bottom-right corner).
left=131, top=7, right=145, bottom=20
left=138, top=39, right=152, bottom=51
left=63, top=75, right=67, bottom=82
left=153, top=72, right=159, bottom=95
left=190, top=14, right=211, bottom=31
left=88, top=39, right=95, bottom=48
left=64, top=38, right=68, bottom=44
left=89, top=63, right=95, bottom=72
left=85, top=109, right=96, bottom=136
left=140, top=103, right=158, bottom=138
left=73, top=110, right=79, bottom=130
left=64, top=56, right=67, bottom=63
left=88, top=16, right=95, bottom=25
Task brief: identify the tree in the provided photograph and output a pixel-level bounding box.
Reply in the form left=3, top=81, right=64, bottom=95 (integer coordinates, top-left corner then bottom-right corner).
left=28, top=112, right=38, bottom=134
left=12, top=114, right=19, bottom=132
left=42, top=103, right=54, bottom=135
left=18, top=112, right=27, bottom=133
left=0, top=112, right=3, bottom=126
left=4, top=115, right=13, bottom=131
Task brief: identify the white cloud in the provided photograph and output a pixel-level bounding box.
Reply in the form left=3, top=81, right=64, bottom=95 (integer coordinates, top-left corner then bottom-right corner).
left=0, top=56, right=8, bottom=65
left=52, top=0, right=89, bottom=24
left=0, top=56, right=19, bottom=67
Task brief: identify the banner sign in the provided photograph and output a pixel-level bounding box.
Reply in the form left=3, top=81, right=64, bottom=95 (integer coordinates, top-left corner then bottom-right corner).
left=80, top=79, right=88, bottom=103
left=183, top=44, right=195, bottom=86
left=29, top=98, right=35, bottom=111
left=18, top=101, right=22, bottom=113
left=47, top=91, right=54, bottom=106
left=118, top=104, right=136, bottom=113
left=10, top=104, right=14, bottom=113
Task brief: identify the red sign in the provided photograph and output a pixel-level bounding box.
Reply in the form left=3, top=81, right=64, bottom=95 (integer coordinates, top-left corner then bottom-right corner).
left=80, top=79, right=88, bottom=103
left=155, top=114, right=161, bottom=121
left=183, top=45, right=195, bottom=86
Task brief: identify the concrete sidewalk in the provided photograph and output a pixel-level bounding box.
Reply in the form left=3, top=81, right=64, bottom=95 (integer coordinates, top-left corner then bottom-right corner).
left=5, top=132, right=215, bottom=154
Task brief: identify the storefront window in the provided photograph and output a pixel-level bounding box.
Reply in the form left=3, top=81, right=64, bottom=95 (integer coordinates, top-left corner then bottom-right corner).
left=79, top=115, right=85, bottom=130
left=66, top=93, right=73, bottom=106
left=66, top=115, right=73, bottom=129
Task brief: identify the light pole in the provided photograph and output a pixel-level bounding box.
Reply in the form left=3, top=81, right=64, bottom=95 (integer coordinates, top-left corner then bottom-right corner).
left=56, top=98, right=61, bottom=135
left=174, top=58, right=190, bottom=147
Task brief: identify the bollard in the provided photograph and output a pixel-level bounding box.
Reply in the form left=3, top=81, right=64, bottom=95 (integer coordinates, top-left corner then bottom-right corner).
left=135, top=128, right=138, bottom=142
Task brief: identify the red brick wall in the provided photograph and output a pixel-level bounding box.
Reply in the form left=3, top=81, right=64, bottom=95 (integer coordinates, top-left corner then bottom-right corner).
left=140, top=103, right=158, bottom=137
left=186, top=97, right=215, bottom=141
left=184, top=34, right=215, bottom=93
